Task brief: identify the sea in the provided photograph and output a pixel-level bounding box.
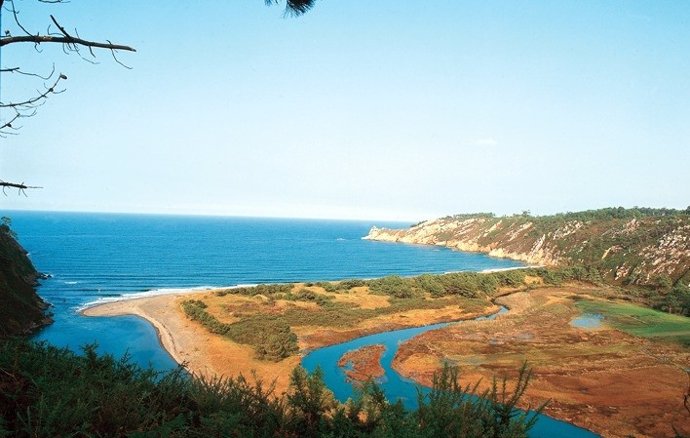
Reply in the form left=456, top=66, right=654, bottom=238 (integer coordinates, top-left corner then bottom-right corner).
left=7, top=210, right=599, bottom=437
left=7, top=210, right=523, bottom=369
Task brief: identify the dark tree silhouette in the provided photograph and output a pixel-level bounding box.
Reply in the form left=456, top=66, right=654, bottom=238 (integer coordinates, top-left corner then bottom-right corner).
left=267, top=0, right=317, bottom=15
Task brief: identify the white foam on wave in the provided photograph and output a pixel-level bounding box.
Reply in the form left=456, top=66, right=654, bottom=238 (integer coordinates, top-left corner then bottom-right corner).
left=440, top=265, right=540, bottom=275
left=64, top=281, right=79, bottom=285
left=78, top=283, right=259, bottom=311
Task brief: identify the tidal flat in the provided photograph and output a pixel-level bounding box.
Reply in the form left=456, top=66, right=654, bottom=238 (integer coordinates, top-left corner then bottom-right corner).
left=393, top=287, right=690, bottom=438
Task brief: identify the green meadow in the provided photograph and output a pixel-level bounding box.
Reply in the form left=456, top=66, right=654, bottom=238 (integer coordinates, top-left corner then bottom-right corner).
left=575, top=299, right=690, bottom=346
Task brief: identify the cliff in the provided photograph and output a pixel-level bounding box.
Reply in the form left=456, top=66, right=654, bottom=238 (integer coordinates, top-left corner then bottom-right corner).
left=0, top=223, right=51, bottom=337
left=365, top=208, right=690, bottom=287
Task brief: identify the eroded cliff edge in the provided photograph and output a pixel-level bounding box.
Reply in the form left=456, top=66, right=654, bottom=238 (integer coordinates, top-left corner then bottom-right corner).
left=365, top=208, right=690, bottom=287
left=0, top=223, right=52, bottom=337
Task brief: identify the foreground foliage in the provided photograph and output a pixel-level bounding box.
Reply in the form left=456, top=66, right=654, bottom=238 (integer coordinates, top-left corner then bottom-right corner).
left=0, top=340, right=541, bottom=437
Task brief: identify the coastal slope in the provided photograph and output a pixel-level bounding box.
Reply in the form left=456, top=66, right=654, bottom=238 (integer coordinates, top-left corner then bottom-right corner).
left=0, top=222, right=51, bottom=337
left=365, top=208, right=690, bottom=287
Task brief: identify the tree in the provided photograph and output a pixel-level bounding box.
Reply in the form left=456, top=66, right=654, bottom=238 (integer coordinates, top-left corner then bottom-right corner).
left=0, top=0, right=316, bottom=195
left=266, top=0, right=317, bottom=15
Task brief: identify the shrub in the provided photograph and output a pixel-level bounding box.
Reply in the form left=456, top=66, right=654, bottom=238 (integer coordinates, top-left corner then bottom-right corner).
left=181, top=300, right=298, bottom=361
left=0, top=340, right=540, bottom=437
left=368, top=276, right=416, bottom=298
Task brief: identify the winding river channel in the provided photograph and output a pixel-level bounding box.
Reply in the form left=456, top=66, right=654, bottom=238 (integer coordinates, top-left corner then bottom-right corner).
left=302, top=307, right=599, bottom=438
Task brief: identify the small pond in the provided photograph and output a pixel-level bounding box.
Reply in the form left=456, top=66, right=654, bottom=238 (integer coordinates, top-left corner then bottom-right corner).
left=570, top=313, right=604, bottom=329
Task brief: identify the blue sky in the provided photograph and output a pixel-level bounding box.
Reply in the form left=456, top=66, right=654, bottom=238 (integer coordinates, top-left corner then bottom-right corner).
left=2, top=0, right=689, bottom=221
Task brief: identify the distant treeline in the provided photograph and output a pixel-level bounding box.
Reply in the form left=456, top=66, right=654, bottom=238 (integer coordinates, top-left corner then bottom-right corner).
left=442, top=206, right=690, bottom=223
left=0, top=339, right=541, bottom=438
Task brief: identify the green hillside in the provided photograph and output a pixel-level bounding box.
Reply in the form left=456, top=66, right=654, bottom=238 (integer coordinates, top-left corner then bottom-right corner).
left=368, top=208, right=690, bottom=286
left=0, top=219, right=51, bottom=337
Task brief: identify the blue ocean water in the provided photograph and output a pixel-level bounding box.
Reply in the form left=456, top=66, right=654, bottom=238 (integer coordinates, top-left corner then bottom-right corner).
left=8, top=210, right=523, bottom=369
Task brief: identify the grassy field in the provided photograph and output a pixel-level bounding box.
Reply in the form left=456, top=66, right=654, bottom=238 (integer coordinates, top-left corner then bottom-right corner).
left=575, top=299, right=690, bottom=346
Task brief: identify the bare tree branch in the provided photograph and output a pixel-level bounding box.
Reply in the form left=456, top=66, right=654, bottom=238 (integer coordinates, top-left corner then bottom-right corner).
left=0, top=0, right=136, bottom=193
left=0, top=33, right=135, bottom=52
left=0, top=73, right=67, bottom=109
left=0, top=181, right=43, bottom=197
left=0, top=0, right=135, bottom=141
left=0, top=64, right=56, bottom=80
left=0, top=111, right=22, bottom=131
left=0, top=2, right=135, bottom=52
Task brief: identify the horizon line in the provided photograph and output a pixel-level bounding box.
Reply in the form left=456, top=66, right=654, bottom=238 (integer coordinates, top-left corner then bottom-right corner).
left=1, top=207, right=421, bottom=224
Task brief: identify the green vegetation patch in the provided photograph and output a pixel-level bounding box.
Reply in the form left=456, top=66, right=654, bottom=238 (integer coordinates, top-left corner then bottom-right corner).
left=575, top=299, right=690, bottom=346
left=186, top=286, right=493, bottom=361
left=366, top=269, right=547, bottom=299
left=186, top=295, right=490, bottom=360
left=181, top=300, right=299, bottom=361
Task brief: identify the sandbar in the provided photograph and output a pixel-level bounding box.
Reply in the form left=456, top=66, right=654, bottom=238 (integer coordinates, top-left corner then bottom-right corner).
left=82, top=292, right=300, bottom=394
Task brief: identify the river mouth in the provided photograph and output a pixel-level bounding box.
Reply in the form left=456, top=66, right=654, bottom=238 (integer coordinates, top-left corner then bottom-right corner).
left=302, top=306, right=599, bottom=438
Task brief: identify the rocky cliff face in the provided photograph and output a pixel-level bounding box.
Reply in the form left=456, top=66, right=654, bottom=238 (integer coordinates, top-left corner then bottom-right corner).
left=365, top=211, right=690, bottom=287
left=0, top=224, right=51, bottom=337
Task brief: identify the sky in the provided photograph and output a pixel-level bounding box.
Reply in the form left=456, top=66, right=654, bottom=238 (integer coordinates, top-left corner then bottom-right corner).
left=1, top=0, right=689, bottom=221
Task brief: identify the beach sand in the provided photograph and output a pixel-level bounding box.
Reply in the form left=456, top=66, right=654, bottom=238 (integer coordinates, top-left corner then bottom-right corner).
left=82, top=294, right=301, bottom=394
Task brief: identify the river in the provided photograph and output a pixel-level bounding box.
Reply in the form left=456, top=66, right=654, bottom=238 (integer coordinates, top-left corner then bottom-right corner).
left=302, top=307, right=599, bottom=438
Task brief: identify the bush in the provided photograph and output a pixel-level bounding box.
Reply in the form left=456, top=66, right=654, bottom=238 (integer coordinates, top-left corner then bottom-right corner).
left=653, top=284, right=690, bottom=316
left=216, top=284, right=292, bottom=297
left=0, top=339, right=540, bottom=438
left=181, top=300, right=298, bottom=361
left=315, top=279, right=366, bottom=294
left=368, top=276, right=416, bottom=298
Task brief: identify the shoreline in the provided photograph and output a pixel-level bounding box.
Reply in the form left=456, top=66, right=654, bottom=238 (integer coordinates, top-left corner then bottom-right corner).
left=78, top=268, right=536, bottom=367
left=80, top=284, right=504, bottom=355
left=79, top=262, right=536, bottom=314
left=80, top=281, right=506, bottom=392
left=77, top=285, right=256, bottom=311
left=82, top=295, right=189, bottom=366
left=82, top=292, right=302, bottom=392
left=363, top=228, right=558, bottom=267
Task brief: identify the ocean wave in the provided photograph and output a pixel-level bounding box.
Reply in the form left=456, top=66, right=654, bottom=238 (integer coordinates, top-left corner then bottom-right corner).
left=64, top=281, right=79, bottom=285
left=78, top=283, right=260, bottom=311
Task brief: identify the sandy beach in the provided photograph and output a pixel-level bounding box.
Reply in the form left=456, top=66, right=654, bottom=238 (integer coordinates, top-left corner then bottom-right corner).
left=82, top=292, right=301, bottom=394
